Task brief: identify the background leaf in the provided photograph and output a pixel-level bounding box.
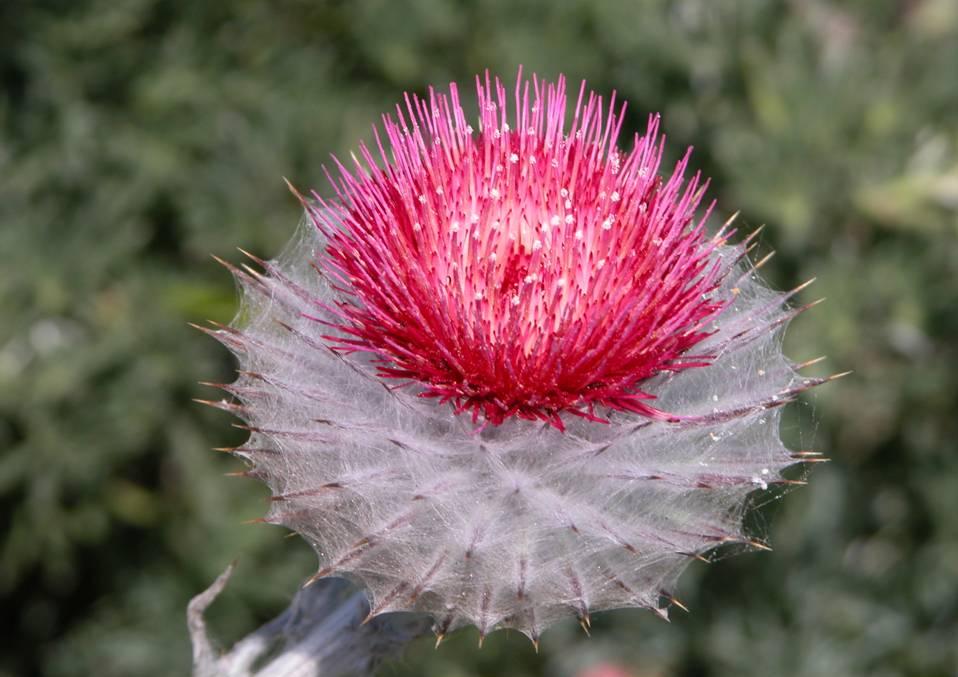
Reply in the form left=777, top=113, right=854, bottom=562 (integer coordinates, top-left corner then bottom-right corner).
left=1, top=1, right=955, bottom=675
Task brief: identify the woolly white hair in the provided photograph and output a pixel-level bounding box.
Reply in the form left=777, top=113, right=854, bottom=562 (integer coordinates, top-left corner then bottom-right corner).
left=201, top=216, right=825, bottom=645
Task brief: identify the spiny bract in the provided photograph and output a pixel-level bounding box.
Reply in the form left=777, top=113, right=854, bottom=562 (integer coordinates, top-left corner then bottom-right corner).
left=200, top=71, right=831, bottom=646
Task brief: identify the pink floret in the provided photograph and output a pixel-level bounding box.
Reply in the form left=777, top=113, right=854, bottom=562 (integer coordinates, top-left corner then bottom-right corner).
left=307, top=70, right=731, bottom=429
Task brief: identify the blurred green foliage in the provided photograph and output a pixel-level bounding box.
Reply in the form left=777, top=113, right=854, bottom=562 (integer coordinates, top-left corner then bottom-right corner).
left=1, top=1, right=956, bottom=675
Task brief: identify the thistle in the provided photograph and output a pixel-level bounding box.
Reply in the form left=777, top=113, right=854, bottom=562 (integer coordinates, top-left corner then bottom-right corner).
left=199, top=71, right=837, bottom=648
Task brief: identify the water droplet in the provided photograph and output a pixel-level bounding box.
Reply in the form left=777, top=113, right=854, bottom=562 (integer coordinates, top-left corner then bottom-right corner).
left=509, top=153, right=519, bottom=164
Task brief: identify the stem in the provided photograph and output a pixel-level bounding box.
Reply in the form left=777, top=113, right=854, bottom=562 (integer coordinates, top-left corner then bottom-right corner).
left=188, top=565, right=432, bottom=677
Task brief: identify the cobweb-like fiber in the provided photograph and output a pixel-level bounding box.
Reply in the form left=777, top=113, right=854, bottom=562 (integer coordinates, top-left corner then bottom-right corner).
left=203, top=222, right=825, bottom=643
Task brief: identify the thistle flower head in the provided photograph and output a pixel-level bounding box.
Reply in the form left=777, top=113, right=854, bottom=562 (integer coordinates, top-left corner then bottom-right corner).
left=202, top=71, right=830, bottom=646
left=314, top=72, right=723, bottom=428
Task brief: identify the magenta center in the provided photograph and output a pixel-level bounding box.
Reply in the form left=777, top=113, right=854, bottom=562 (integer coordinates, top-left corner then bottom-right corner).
left=311, top=73, right=727, bottom=429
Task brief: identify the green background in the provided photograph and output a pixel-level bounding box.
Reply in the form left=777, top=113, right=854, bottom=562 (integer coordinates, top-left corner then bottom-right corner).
left=2, top=1, right=956, bottom=675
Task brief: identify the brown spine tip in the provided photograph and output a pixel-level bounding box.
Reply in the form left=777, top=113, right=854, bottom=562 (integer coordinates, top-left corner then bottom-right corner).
left=666, top=594, right=689, bottom=613
left=237, top=247, right=268, bottom=268
left=206, top=320, right=240, bottom=333
left=283, top=176, right=307, bottom=203
left=742, top=223, right=766, bottom=245
left=187, top=322, right=223, bottom=338
left=210, top=254, right=246, bottom=279
left=197, top=380, right=230, bottom=389
left=192, top=398, right=247, bottom=414
left=752, top=250, right=777, bottom=270
left=791, top=450, right=829, bottom=464
left=714, top=210, right=740, bottom=241
left=239, top=263, right=265, bottom=281
left=790, top=277, right=817, bottom=295
left=794, top=355, right=827, bottom=370
left=303, top=567, right=333, bottom=588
